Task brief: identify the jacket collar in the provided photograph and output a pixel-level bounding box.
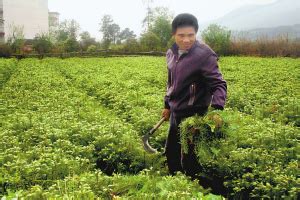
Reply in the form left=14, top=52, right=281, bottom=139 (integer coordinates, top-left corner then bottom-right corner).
left=170, top=40, right=200, bottom=55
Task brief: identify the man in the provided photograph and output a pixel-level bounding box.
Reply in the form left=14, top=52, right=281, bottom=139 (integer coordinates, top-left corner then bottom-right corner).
left=162, top=13, right=227, bottom=176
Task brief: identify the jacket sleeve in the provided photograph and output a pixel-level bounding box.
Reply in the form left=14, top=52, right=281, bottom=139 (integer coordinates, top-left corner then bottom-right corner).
left=164, top=68, right=171, bottom=109
left=201, top=54, right=227, bottom=110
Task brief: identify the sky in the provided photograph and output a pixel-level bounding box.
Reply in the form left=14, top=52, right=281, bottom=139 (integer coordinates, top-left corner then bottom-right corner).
left=48, top=0, right=278, bottom=40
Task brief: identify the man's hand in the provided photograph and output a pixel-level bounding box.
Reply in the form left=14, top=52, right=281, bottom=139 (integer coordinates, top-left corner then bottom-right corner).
left=162, top=109, right=171, bottom=121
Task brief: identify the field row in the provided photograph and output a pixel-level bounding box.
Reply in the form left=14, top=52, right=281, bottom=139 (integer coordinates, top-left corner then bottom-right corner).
left=0, top=56, right=299, bottom=199
left=0, top=58, right=219, bottom=199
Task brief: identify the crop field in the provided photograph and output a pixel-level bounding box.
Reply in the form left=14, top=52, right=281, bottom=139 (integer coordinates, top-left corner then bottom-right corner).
left=0, top=56, right=299, bottom=199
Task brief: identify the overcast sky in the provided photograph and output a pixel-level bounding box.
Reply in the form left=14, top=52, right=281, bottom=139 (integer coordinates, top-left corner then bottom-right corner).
left=48, top=0, right=277, bottom=40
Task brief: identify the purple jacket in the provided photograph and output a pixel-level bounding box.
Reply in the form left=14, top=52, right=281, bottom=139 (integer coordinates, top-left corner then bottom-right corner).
left=164, top=41, right=227, bottom=116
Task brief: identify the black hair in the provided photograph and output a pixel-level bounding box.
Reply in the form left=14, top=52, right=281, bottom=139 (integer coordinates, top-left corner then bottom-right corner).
left=172, top=13, right=199, bottom=34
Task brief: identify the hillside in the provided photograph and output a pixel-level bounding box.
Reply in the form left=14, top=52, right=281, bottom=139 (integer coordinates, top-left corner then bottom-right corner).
left=200, top=0, right=300, bottom=38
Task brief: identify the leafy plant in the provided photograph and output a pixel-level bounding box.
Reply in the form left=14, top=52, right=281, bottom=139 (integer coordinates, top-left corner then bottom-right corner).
left=180, top=110, right=299, bottom=198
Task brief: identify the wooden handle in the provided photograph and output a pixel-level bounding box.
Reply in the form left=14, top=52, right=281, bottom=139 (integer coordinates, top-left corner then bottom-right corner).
left=149, top=117, right=166, bottom=135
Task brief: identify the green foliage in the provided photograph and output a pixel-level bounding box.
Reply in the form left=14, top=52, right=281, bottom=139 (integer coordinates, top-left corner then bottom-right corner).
left=0, top=57, right=299, bottom=198
left=123, top=38, right=141, bottom=52
left=33, top=33, right=53, bottom=54
left=0, top=57, right=217, bottom=199
left=180, top=110, right=299, bottom=198
left=140, top=31, right=161, bottom=51
left=86, top=45, right=97, bottom=53
left=79, top=31, right=97, bottom=51
left=149, top=16, right=172, bottom=50
left=5, top=170, right=220, bottom=199
left=148, top=7, right=173, bottom=50
left=141, top=6, right=173, bottom=51
left=119, top=28, right=136, bottom=43
left=56, top=19, right=80, bottom=42
left=0, top=59, right=17, bottom=89
left=180, top=111, right=227, bottom=155
left=99, top=15, right=121, bottom=47
left=64, top=38, right=80, bottom=52
left=201, top=24, right=231, bottom=56
left=51, top=19, right=81, bottom=53
left=0, top=44, right=12, bottom=58
left=6, top=24, right=25, bottom=54
left=220, top=57, right=300, bottom=126
left=99, top=20, right=136, bottom=50
left=142, top=7, right=172, bottom=30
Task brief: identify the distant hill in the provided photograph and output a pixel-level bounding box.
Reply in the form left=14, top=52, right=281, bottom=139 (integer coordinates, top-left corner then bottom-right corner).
left=233, top=24, right=300, bottom=40
left=199, top=0, right=300, bottom=39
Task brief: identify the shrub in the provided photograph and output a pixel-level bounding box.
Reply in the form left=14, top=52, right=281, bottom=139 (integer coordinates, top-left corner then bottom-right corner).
left=64, top=38, right=80, bottom=52
left=201, top=24, right=231, bottom=56
left=180, top=110, right=299, bottom=198
left=86, top=45, right=97, bottom=53
left=0, top=44, right=12, bottom=58
left=140, top=31, right=161, bottom=51
left=33, top=33, right=53, bottom=55
left=122, top=38, right=141, bottom=52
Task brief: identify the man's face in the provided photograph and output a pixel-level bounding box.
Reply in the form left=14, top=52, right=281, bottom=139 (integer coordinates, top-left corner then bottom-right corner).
left=173, top=26, right=196, bottom=50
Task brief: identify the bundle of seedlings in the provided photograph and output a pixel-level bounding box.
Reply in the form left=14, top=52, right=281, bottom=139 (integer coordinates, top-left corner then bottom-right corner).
left=180, top=109, right=299, bottom=199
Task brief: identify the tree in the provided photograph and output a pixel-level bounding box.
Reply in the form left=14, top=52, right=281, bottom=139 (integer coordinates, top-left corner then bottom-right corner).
left=99, top=15, right=113, bottom=48
left=56, top=22, right=68, bottom=42
left=33, top=33, right=53, bottom=54
left=142, top=7, right=173, bottom=50
left=142, top=7, right=172, bottom=30
left=56, top=19, right=80, bottom=42
left=6, top=24, right=25, bottom=54
left=99, top=15, right=121, bottom=48
left=150, top=15, right=172, bottom=49
left=68, top=19, right=80, bottom=39
left=110, top=23, right=120, bottom=44
left=119, top=28, right=136, bottom=43
left=64, top=37, right=80, bottom=52
left=0, top=44, right=12, bottom=58
left=87, top=45, right=97, bottom=53
left=51, top=19, right=81, bottom=53
left=140, top=31, right=160, bottom=51
left=79, top=31, right=96, bottom=51
left=123, top=38, right=140, bottom=52
left=80, top=31, right=92, bottom=41
left=142, top=0, right=154, bottom=31
left=201, top=24, right=231, bottom=56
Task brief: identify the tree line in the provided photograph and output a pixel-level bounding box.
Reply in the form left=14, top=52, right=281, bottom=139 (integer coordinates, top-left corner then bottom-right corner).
left=0, top=6, right=299, bottom=57
left=0, top=7, right=175, bottom=56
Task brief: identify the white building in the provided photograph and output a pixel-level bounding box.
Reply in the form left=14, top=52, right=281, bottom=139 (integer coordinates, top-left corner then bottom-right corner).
left=0, top=0, right=49, bottom=42
left=49, top=12, right=59, bottom=29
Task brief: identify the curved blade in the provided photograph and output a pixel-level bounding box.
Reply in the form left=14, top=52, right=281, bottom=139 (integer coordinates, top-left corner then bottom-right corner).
left=142, top=134, right=158, bottom=154
left=141, top=117, right=165, bottom=154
